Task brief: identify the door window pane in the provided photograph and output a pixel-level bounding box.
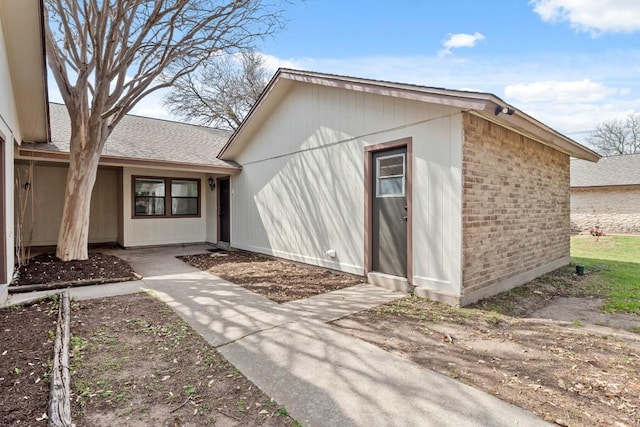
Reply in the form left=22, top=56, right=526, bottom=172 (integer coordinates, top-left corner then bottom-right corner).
left=376, top=154, right=405, bottom=197
left=379, top=156, right=404, bottom=177
left=378, top=177, right=403, bottom=195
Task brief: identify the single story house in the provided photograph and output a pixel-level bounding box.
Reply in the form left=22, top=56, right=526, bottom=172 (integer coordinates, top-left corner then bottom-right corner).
left=571, top=154, right=640, bottom=234
left=217, top=69, right=600, bottom=305
left=16, top=103, right=240, bottom=249
left=0, top=0, right=49, bottom=301
left=3, top=4, right=602, bottom=306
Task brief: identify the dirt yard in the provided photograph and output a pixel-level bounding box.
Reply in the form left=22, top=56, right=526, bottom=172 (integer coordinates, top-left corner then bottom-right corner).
left=69, top=294, right=298, bottom=426
left=333, top=265, right=640, bottom=427
left=0, top=293, right=298, bottom=427
left=334, top=299, right=639, bottom=426
left=178, top=250, right=365, bottom=303
left=4, top=248, right=639, bottom=426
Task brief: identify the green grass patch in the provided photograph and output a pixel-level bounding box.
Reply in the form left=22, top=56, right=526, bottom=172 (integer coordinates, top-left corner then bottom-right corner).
left=572, top=235, right=640, bottom=263
left=571, top=235, right=640, bottom=314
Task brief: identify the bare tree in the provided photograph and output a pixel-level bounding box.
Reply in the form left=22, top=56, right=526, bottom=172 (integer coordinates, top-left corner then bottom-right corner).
left=164, top=50, right=269, bottom=130
left=15, top=162, right=37, bottom=267
left=44, top=0, right=286, bottom=261
left=588, top=113, right=640, bottom=156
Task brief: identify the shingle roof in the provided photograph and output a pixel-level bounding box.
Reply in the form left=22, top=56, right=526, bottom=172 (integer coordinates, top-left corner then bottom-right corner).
left=571, top=153, right=640, bottom=187
left=21, top=103, right=237, bottom=169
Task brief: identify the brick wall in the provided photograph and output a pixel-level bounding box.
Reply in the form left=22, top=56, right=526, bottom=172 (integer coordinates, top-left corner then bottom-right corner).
left=571, top=186, right=640, bottom=234
left=462, top=113, right=570, bottom=301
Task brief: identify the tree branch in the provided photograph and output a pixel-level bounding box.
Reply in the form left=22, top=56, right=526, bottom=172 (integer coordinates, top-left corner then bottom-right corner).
left=588, top=113, right=640, bottom=156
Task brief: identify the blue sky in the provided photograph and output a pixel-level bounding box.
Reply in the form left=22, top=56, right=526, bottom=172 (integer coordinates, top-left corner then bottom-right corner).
left=50, top=0, right=640, bottom=144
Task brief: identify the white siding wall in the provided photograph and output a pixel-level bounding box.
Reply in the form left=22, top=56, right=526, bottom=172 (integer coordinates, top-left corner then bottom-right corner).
left=231, top=83, right=463, bottom=295
left=412, top=111, right=463, bottom=295
left=0, top=131, right=13, bottom=285
left=17, top=164, right=120, bottom=246
left=121, top=167, right=208, bottom=247
left=0, top=17, right=20, bottom=284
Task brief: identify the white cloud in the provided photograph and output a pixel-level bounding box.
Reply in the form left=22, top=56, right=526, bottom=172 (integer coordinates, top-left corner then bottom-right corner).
left=439, top=32, right=485, bottom=56
left=531, top=0, right=640, bottom=34
left=458, top=87, right=485, bottom=93
left=258, top=53, right=301, bottom=73
left=511, top=99, right=638, bottom=144
left=502, top=79, right=636, bottom=141
left=504, top=79, right=626, bottom=103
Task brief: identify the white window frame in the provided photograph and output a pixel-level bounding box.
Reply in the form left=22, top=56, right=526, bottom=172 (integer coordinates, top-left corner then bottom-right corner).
left=376, top=153, right=406, bottom=198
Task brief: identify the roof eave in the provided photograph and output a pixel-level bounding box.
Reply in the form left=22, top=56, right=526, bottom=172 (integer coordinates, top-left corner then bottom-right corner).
left=571, top=183, right=640, bottom=189
left=469, top=103, right=601, bottom=162
left=0, top=0, right=50, bottom=143
left=278, top=69, right=491, bottom=109
left=17, top=147, right=242, bottom=174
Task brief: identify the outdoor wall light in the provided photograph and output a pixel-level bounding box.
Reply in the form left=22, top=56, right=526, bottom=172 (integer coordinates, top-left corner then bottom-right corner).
left=208, top=177, right=215, bottom=191
left=495, top=106, right=516, bottom=116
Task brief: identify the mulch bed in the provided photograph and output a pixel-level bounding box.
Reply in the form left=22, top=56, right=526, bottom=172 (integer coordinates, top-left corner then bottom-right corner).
left=10, top=253, right=138, bottom=292
left=0, top=298, right=58, bottom=425
left=178, top=250, right=365, bottom=303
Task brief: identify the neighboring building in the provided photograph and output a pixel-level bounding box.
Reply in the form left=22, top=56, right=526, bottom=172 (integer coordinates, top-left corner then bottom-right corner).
left=571, top=154, right=640, bottom=234
left=219, top=69, right=599, bottom=306
left=0, top=0, right=49, bottom=301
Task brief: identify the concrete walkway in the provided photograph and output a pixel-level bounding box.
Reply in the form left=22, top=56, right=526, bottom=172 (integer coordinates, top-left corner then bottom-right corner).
left=6, top=245, right=550, bottom=427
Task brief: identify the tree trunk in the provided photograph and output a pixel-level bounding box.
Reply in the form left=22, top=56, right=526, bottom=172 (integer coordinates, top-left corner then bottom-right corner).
left=55, top=126, right=102, bottom=261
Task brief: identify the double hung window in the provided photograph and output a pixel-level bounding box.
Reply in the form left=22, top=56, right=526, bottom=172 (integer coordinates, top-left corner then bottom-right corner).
left=133, top=177, right=200, bottom=217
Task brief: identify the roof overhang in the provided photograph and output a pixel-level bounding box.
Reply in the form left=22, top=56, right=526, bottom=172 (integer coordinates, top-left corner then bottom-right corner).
left=0, top=0, right=49, bottom=143
left=468, top=107, right=600, bottom=162
left=218, top=68, right=600, bottom=162
left=17, top=147, right=242, bottom=175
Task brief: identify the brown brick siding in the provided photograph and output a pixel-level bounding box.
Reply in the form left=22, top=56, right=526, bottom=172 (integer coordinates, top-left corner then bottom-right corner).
left=571, top=186, right=640, bottom=234
left=462, top=113, right=570, bottom=296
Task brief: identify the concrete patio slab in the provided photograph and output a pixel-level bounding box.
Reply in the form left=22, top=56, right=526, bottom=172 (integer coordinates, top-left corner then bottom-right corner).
left=148, top=285, right=299, bottom=347
left=102, top=244, right=211, bottom=277
left=282, top=283, right=405, bottom=322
